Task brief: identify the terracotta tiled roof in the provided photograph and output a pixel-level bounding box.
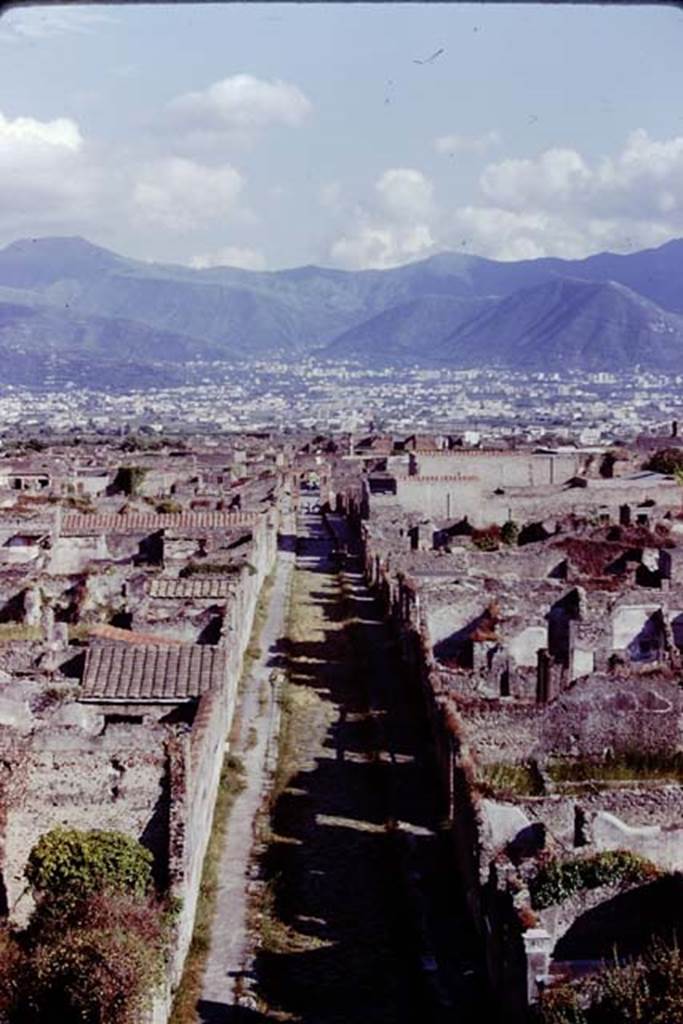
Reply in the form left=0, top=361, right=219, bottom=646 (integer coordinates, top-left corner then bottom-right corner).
left=148, top=578, right=234, bottom=599
left=61, top=511, right=259, bottom=535
left=81, top=642, right=226, bottom=702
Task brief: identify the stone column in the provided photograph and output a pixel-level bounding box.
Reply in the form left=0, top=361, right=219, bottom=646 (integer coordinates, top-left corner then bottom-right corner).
left=523, top=927, right=553, bottom=1005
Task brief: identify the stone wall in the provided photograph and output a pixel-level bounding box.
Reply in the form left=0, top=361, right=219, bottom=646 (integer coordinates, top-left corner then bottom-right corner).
left=0, top=722, right=171, bottom=923
left=410, top=450, right=584, bottom=487
left=0, top=505, right=279, bottom=1021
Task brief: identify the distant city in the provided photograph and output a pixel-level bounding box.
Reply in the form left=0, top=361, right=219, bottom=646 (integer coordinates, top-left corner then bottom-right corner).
left=1, top=233, right=683, bottom=444
left=1, top=362, right=681, bottom=444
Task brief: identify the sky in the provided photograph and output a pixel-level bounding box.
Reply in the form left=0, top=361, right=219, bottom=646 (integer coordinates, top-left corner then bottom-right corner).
left=1, top=2, right=683, bottom=271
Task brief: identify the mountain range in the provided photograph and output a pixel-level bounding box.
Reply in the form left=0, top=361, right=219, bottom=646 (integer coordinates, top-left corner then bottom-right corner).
left=0, top=234, right=682, bottom=386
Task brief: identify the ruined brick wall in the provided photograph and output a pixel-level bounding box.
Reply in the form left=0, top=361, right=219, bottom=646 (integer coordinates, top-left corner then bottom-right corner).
left=516, top=784, right=683, bottom=844
left=0, top=724, right=170, bottom=924
left=392, top=472, right=681, bottom=529
left=168, top=509, right=278, bottom=973
left=542, top=673, right=680, bottom=757
left=459, top=702, right=545, bottom=764
left=449, top=671, right=680, bottom=766
left=168, top=690, right=228, bottom=974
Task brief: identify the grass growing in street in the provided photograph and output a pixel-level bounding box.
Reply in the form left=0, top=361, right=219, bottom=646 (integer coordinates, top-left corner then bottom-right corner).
left=269, top=566, right=345, bottom=806
left=476, top=761, right=544, bottom=798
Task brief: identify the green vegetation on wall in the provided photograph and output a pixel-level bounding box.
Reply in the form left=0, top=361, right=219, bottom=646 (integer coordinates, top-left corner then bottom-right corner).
left=530, top=850, right=660, bottom=910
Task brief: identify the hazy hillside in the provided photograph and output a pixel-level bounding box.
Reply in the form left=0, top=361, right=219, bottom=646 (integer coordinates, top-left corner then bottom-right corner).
left=437, top=277, right=683, bottom=371
left=0, top=235, right=681, bottom=380
left=325, top=294, right=494, bottom=363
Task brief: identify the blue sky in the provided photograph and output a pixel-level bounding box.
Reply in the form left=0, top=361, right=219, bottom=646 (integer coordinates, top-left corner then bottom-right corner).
left=1, top=2, right=683, bottom=269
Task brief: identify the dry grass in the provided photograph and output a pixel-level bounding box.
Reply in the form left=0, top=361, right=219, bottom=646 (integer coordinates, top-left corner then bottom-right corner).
left=249, top=566, right=343, bottom=977
left=548, top=752, right=683, bottom=787
left=0, top=623, right=42, bottom=642
left=476, top=761, right=543, bottom=798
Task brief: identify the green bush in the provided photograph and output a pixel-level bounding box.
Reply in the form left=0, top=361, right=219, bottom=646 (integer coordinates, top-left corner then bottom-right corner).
left=536, top=942, right=683, bottom=1024
left=530, top=851, right=660, bottom=909
left=644, top=448, right=683, bottom=475
left=592, top=940, right=683, bottom=1024
left=156, top=499, right=182, bottom=514
left=501, top=520, right=520, bottom=545
left=535, top=985, right=587, bottom=1024
left=180, top=561, right=237, bottom=578
left=0, top=928, right=25, bottom=1024
left=472, top=526, right=501, bottom=551
left=26, top=827, right=153, bottom=909
left=29, top=891, right=169, bottom=1024
left=111, top=465, right=148, bottom=496
left=477, top=761, right=543, bottom=798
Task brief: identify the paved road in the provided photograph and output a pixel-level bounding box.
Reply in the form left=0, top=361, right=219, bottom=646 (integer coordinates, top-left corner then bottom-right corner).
left=251, top=512, right=488, bottom=1023
left=198, top=532, right=295, bottom=1024
left=196, top=511, right=488, bottom=1023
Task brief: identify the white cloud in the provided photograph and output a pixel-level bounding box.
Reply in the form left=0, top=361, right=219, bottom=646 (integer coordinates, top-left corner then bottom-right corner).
left=0, top=112, right=82, bottom=151
left=434, top=130, right=500, bottom=156
left=375, top=168, right=434, bottom=221
left=331, top=223, right=434, bottom=271
left=167, top=75, right=312, bottom=139
left=325, top=131, right=683, bottom=269
left=132, top=158, right=245, bottom=231
left=0, top=110, right=101, bottom=231
left=480, top=147, right=592, bottom=211
left=468, top=130, right=683, bottom=259
left=190, top=245, right=266, bottom=271
left=328, top=168, right=436, bottom=269
left=0, top=7, right=116, bottom=43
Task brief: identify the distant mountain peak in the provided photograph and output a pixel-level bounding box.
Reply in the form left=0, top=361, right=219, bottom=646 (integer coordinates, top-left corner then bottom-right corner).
left=3, top=235, right=117, bottom=257
left=0, top=233, right=681, bottom=379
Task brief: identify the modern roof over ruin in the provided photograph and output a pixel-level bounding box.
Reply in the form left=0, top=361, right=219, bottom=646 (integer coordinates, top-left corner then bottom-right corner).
left=80, top=642, right=226, bottom=702
left=149, top=578, right=235, bottom=599
left=61, top=510, right=259, bottom=535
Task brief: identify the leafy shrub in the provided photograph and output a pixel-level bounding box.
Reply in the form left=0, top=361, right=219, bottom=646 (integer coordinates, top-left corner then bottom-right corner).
left=111, top=465, right=147, bottom=496
left=591, top=940, right=683, bottom=1024
left=645, top=448, right=683, bottom=475
left=26, top=827, right=153, bottom=909
left=156, top=499, right=182, bottom=514
left=536, top=941, right=683, bottom=1024
left=29, top=892, right=169, bottom=1024
left=501, top=520, right=520, bottom=545
left=535, top=985, right=587, bottom=1024
left=180, top=561, right=237, bottom=578
left=0, top=928, right=25, bottom=1024
left=530, top=851, right=660, bottom=909
left=472, top=526, right=501, bottom=551
left=180, top=560, right=256, bottom=578
left=22, top=884, right=173, bottom=1024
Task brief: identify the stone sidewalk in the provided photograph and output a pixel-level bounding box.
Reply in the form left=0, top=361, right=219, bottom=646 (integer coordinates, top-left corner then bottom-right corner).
left=197, top=535, right=295, bottom=1023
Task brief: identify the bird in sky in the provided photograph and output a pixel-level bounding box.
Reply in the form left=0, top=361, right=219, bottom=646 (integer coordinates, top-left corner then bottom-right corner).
left=413, top=48, right=444, bottom=65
